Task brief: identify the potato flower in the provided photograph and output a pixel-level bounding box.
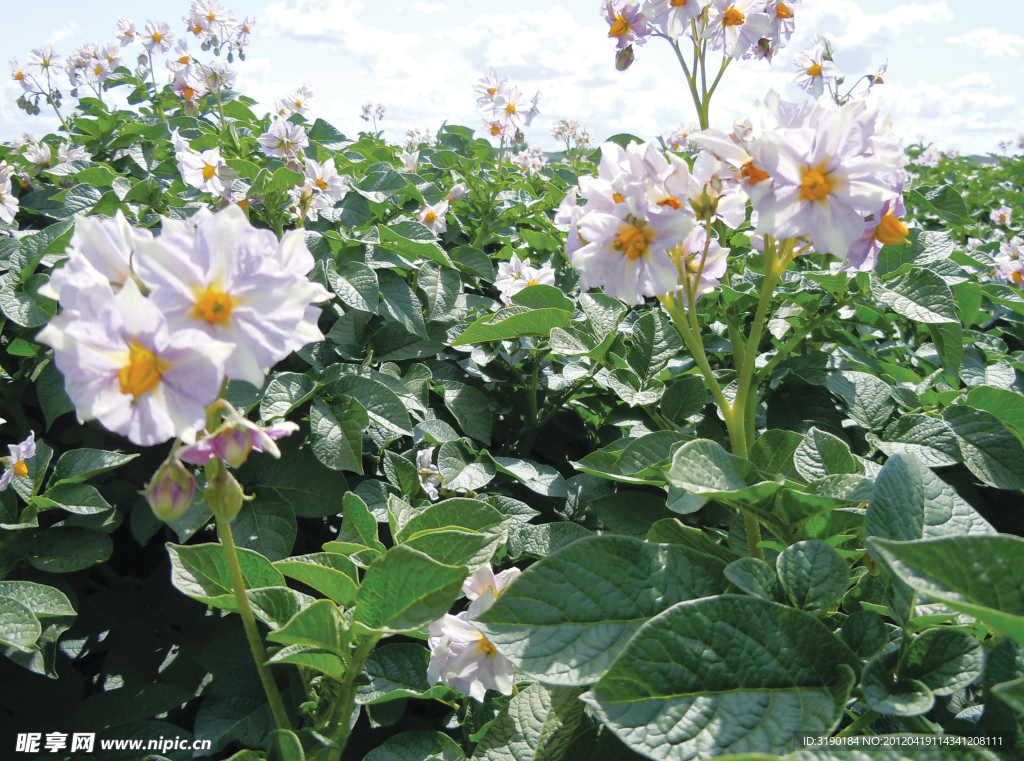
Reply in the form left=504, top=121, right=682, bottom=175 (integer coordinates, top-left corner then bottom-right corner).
left=258, top=118, right=308, bottom=159
left=845, top=172, right=908, bottom=272
left=140, top=21, right=174, bottom=55
left=10, top=58, right=31, bottom=90
left=475, top=67, right=507, bottom=109
left=676, top=225, right=730, bottom=305
left=400, top=150, right=419, bottom=173
left=0, top=179, right=18, bottom=223
left=642, top=0, right=706, bottom=41
left=793, top=40, right=840, bottom=99
left=602, top=0, right=650, bottom=50
left=492, top=86, right=541, bottom=131
left=426, top=564, right=520, bottom=701
left=766, top=0, right=799, bottom=47
left=134, top=205, right=330, bottom=387
left=417, top=448, right=442, bottom=500
left=991, top=206, right=1012, bottom=226
left=177, top=146, right=236, bottom=195
left=447, top=183, right=469, bottom=202
left=37, top=280, right=234, bottom=447
left=180, top=406, right=298, bottom=468
left=417, top=200, right=449, bottom=236
left=0, top=433, right=36, bottom=491
left=26, top=44, right=63, bottom=77
left=116, top=18, right=137, bottom=47
left=704, top=0, right=770, bottom=59
left=751, top=99, right=901, bottom=260
left=304, top=158, right=345, bottom=201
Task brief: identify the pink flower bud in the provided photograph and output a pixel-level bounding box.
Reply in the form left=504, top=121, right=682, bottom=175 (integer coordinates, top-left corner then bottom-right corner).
left=144, top=458, right=196, bottom=521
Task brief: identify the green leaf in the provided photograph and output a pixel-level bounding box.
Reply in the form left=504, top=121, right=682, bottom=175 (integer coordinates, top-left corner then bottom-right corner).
left=260, top=373, right=317, bottom=421
left=0, top=580, right=75, bottom=618
left=378, top=269, right=427, bottom=338
left=418, top=262, right=462, bottom=321
left=824, top=371, right=895, bottom=430
left=235, top=437, right=348, bottom=519
left=439, top=380, right=492, bottom=444
left=356, top=643, right=448, bottom=704
left=724, top=557, right=785, bottom=603
left=906, top=185, right=969, bottom=227
left=0, top=595, right=42, bottom=652
left=266, top=729, right=305, bottom=761
left=966, top=386, right=1024, bottom=443
left=475, top=535, right=728, bottom=685
left=475, top=683, right=586, bottom=761
left=792, top=427, right=861, bottom=482
left=268, top=599, right=348, bottom=656
left=489, top=456, right=568, bottom=498
left=839, top=610, right=889, bottom=659
left=396, top=497, right=509, bottom=571
left=363, top=732, right=466, bottom=761
left=776, top=540, right=850, bottom=614
left=437, top=440, right=495, bottom=491
left=38, top=483, right=111, bottom=515
left=329, top=375, right=412, bottom=436
left=194, top=664, right=274, bottom=751
left=664, top=439, right=782, bottom=508
left=36, top=361, right=75, bottom=430
left=874, top=414, right=962, bottom=468
left=861, top=651, right=935, bottom=717
left=942, top=405, right=1024, bottom=489
left=865, top=453, right=994, bottom=545
left=647, top=518, right=740, bottom=564
left=48, top=448, right=138, bottom=486
left=506, top=522, right=595, bottom=561
left=327, top=262, right=379, bottom=312
left=265, top=166, right=303, bottom=196
left=167, top=542, right=286, bottom=612
left=510, top=284, right=574, bottom=312
left=452, top=307, right=572, bottom=345
left=310, top=396, right=367, bottom=474
left=929, top=321, right=964, bottom=377
left=378, top=223, right=453, bottom=268
left=26, top=527, right=113, bottom=572
left=584, top=596, right=859, bottom=760
left=875, top=229, right=954, bottom=279
left=592, top=491, right=676, bottom=538
left=899, top=628, right=984, bottom=696
left=266, top=644, right=344, bottom=681
left=874, top=268, right=959, bottom=323
left=339, top=492, right=387, bottom=554
left=232, top=499, right=296, bottom=561
left=273, top=553, right=359, bottom=606
left=748, top=430, right=804, bottom=481
left=870, top=535, right=1024, bottom=646
left=353, top=545, right=468, bottom=635
left=660, top=376, right=707, bottom=424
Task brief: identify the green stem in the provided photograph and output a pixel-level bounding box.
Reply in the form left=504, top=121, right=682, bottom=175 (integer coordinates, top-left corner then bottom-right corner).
left=30, top=73, right=68, bottom=132
left=670, top=39, right=706, bottom=129
left=217, top=518, right=291, bottom=730
left=324, top=634, right=380, bottom=761
left=147, top=52, right=167, bottom=124
left=661, top=295, right=732, bottom=425
left=837, top=709, right=881, bottom=737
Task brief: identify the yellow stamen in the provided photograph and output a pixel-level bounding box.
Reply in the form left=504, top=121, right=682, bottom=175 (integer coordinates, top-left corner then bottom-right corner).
left=14, top=71, right=24, bottom=80
left=505, top=103, right=517, bottom=114
left=608, top=14, right=631, bottom=38
left=800, top=169, right=831, bottom=201
left=613, top=225, right=656, bottom=261
left=202, top=164, right=216, bottom=180
left=658, top=196, right=683, bottom=210
left=741, top=160, right=770, bottom=184
left=118, top=344, right=165, bottom=399
left=487, top=86, right=497, bottom=95
left=13, top=460, right=29, bottom=478
left=152, top=32, right=163, bottom=42
left=527, top=278, right=540, bottom=286
left=477, top=637, right=497, bottom=656
left=874, top=214, right=909, bottom=246
left=238, top=198, right=250, bottom=209
left=612, top=193, right=625, bottom=203
left=723, top=7, right=746, bottom=26
left=179, top=55, right=190, bottom=64
left=489, top=124, right=501, bottom=136
left=670, top=0, right=690, bottom=6
left=182, top=86, right=196, bottom=99
left=315, top=178, right=329, bottom=191
left=424, top=211, right=437, bottom=224
left=193, top=289, right=233, bottom=324
left=807, top=63, right=822, bottom=77
left=1014, top=271, right=1023, bottom=285
left=776, top=2, right=792, bottom=19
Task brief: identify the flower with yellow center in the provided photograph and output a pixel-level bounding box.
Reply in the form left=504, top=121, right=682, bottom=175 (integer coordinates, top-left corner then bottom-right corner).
left=722, top=6, right=745, bottom=25
left=118, top=343, right=167, bottom=399
left=1, top=432, right=36, bottom=491
left=800, top=169, right=831, bottom=202
left=874, top=213, right=909, bottom=246
left=177, top=147, right=234, bottom=195
left=609, top=14, right=632, bottom=37
left=614, top=223, right=656, bottom=260
left=193, top=289, right=233, bottom=324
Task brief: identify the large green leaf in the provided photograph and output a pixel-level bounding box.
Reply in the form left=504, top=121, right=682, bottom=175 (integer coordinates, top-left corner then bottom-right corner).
left=396, top=497, right=509, bottom=571
left=48, top=448, right=138, bottom=486
left=353, top=545, right=467, bottom=635
left=584, top=596, right=859, bottom=760
left=776, top=540, right=849, bottom=614
left=663, top=439, right=783, bottom=508
left=356, top=643, right=452, bottom=705
left=870, top=535, right=1024, bottom=645
left=966, top=386, right=1024, bottom=442
left=267, top=599, right=348, bottom=656
left=26, top=527, right=113, bottom=572
left=792, top=427, right=861, bottom=483
left=873, top=414, right=962, bottom=468
left=439, top=380, right=492, bottom=444
left=166, top=542, right=285, bottom=612
left=898, top=628, right=984, bottom=696
left=475, top=535, right=728, bottom=685
left=474, top=683, right=586, bottom=761
left=452, top=306, right=572, bottom=345
left=941, top=405, right=1024, bottom=489
left=259, top=373, right=317, bottom=422
left=328, top=375, right=412, bottom=436
left=309, top=396, right=367, bottom=474
left=273, top=553, right=359, bottom=606
left=873, top=268, right=958, bottom=323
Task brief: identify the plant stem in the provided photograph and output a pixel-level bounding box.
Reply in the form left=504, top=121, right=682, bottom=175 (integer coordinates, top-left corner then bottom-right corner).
left=324, top=634, right=380, bottom=761
left=31, top=73, right=68, bottom=132
left=216, top=518, right=291, bottom=730
left=837, top=709, right=881, bottom=737
left=147, top=52, right=167, bottom=124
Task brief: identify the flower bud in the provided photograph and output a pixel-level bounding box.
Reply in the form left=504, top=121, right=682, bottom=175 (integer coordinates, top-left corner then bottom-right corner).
left=206, top=466, right=245, bottom=522
left=144, top=458, right=196, bottom=522
left=514, top=129, right=525, bottom=145
left=615, top=45, right=634, bottom=71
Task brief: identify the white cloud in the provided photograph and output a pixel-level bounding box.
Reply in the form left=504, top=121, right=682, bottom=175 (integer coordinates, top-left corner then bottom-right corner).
left=948, top=28, right=1023, bottom=58
left=951, top=72, right=995, bottom=89
left=414, top=2, right=447, bottom=10
left=48, top=22, right=80, bottom=44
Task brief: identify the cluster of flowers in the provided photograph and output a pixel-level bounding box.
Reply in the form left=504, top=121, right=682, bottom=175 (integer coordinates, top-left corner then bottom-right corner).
left=171, top=129, right=237, bottom=199
left=271, top=85, right=314, bottom=119
left=475, top=68, right=541, bottom=144
left=663, top=122, right=701, bottom=152
left=495, top=253, right=556, bottom=305
left=603, top=0, right=801, bottom=63
left=404, top=128, right=437, bottom=150
left=290, top=155, right=347, bottom=222
left=997, top=135, right=1024, bottom=154
left=35, top=206, right=330, bottom=456
left=551, top=117, right=595, bottom=166
left=9, top=45, right=67, bottom=114
left=0, top=138, right=90, bottom=206
left=993, top=235, right=1023, bottom=287
left=509, top=144, right=549, bottom=175
left=360, top=101, right=386, bottom=124
left=560, top=91, right=907, bottom=305
left=427, top=564, right=520, bottom=701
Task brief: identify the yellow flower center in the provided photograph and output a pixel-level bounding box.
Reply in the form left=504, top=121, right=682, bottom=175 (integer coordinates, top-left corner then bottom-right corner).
left=741, top=160, right=770, bottom=184
left=207, top=11, right=217, bottom=20
left=723, top=7, right=746, bottom=26
left=1014, top=271, right=1024, bottom=285
left=191, top=24, right=203, bottom=34
left=670, top=0, right=690, bottom=6
left=505, top=103, right=517, bottom=114
left=294, top=99, right=303, bottom=108
left=613, top=224, right=656, bottom=261
left=13, top=460, right=29, bottom=478
left=612, top=193, right=625, bottom=203
left=14, top=71, right=24, bottom=80
left=489, top=123, right=501, bottom=136
left=118, top=344, right=165, bottom=399
left=202, top=164, right=217, bottom=180
left=527, top=278, right=540, bottom=286
left=776, top=2, right=792, bottom=19
left=193, top=288, right=233, bottom=324
left=424, top=211, right=437, bottom=224
left=125, top=31, right=134, bottom=38
left=477, top=637, right=497, bottom=656
left=182, top=86, right=196, bottom=99
left=152, top=32, right=163, bottom=42
left=609, top=15, right=631, bottom=38
left=238, top=198, right=250, bottom=209
left=658, top=196, right=683, bottom=210
left=487, top=86, right=497, bottom=95
left=93, top=65, right=103, bottom=76
left=807, top=63, right=822, bottom=77
left=875, top=214, right=909, bottom=246
left=179, top=55, right=191, bottom=64
left=800, top=169, right=831, bottom=202
left=315, top=178, right=329, bottom=191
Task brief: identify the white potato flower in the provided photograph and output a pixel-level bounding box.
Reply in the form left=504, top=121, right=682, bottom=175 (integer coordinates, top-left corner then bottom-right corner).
left=258, top=118, right=308, bottom=159
left=177, top=147, right=237, bottom=195
left=140, top=20, right=174, bottom=55
left=417, top=200, right=449, bottom=236
left=704, top=0, right=771, bottom=59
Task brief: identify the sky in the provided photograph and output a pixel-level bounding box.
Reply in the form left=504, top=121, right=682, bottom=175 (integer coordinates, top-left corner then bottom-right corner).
left=2, top=0, right=1023, bottom=155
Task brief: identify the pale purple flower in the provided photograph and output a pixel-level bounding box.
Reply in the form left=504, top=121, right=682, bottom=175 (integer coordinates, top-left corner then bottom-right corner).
left=26, top=45, right=63, bottom=77
left=417, top=448, right=442, bottom=500
left=0, top=433, right=36, bottom=491
left=793, top=40, right=841, bottom=99
left=448, top=183, right=469, bottom=202
left=677, top=225, right=729, bottom=305
left=304, top=157, right=345, bottom=201
left=0, top=179, right=18, bottom=224
left=845, top=172, right=908, bottom=273
left=418, top=200, right=449, bottom=236
left=116, top=18, right=138, bottom=47
left=602, top=0, right=651, bottom=50
left=258, top=118, right=309, bottom=159
left=399, top=150, right=419, bottom=173
left=140, top=21, right=174, bottom=55
left=704, top=0, right=771, bottom=59
left=475, top=67, right=508, bottom=110
left=991, top=206, right=1013, bottom=226
left=177, top=147, right=236, bottom=195
left=180, top=410, right=298, bottom=468
left=766, top=0, right=799, bottom=47
left=642, top=0, right=706, bottom=40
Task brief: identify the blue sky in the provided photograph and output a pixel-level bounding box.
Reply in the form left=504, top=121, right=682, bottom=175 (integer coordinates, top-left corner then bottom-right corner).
left=2, top=0, right=1022, bottom=154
